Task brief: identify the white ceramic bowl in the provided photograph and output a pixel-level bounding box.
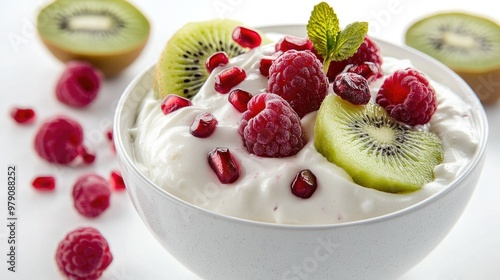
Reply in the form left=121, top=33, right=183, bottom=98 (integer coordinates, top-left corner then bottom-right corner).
left=114, top=25, right=488, bottom=280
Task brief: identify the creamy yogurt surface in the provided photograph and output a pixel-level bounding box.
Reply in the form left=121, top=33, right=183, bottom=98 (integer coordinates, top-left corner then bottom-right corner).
left=131, top=44, right=478, bottom=225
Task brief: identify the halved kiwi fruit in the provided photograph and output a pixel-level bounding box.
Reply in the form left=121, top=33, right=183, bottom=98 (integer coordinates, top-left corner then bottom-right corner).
left=405, top=12, right=500, bottom=104
left=37, top=0, right=150, bottom=77
left=314, top=95, right=443, bottom=193
left=153, top=19, right=248, bottom=99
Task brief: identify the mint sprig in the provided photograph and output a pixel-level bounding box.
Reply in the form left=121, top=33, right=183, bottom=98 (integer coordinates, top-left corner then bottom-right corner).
left=307, top=2, right=368, bottom=73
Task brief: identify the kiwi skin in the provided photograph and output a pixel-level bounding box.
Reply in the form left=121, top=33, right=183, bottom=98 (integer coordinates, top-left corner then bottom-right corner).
left=456, top=68, right=500, bottom=104
left=36, top=0, right=150, bottom=77
left=405, top=12, right=500, bottom=104
left=39, top=38, right=149, bottom=77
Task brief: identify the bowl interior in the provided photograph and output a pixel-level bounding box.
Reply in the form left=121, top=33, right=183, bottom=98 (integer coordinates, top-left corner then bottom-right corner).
left=114, top=24, right=488, bottom=229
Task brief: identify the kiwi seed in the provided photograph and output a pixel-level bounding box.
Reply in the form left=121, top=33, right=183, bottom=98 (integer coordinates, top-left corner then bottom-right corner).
left=314, top=95, right=443, bottom=193
left=153, top=19, right=249, bottom=100
left=405, top=12, right=500, bottom=103
left=37, top=0, right=150, bottom=77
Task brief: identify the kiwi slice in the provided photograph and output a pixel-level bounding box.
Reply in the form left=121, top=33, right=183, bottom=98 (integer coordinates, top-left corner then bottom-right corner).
left=37, top=0, right=150, bottom=77
left=314, top=95, right=443, bottom=193
left=405, top=12, right=500, bottom=103
left=153, top=19, right=248, bottom=99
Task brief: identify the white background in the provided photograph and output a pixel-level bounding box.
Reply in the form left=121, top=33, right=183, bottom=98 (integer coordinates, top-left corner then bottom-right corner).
left=1, top=0, right=499, bottom=279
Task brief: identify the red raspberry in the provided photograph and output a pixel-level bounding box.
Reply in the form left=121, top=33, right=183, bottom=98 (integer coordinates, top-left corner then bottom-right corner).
left=376, top=68, right=437, bottom=126
left=314, top=36, right=383, bottom=82
left=34, top=116, right=84, bottom=164
left=72, top=174, right=111, bottom=218
left=55, top=227, right=113, bottom=280
left=268, top=50, right=328, bottom=118
left=239, top=93, right=304, bottom=157
left=56, top=61, right=102, bottom=108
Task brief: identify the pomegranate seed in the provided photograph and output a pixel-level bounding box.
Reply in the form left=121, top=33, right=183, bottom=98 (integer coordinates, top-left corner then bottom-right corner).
left=110, top=170, right=125, bottom=191
left=34, top=116, right=83, bottom=164
left=259, top=56, right=277, bottom=78
left=105, top=128, right=116, bottom=153
left=275, top=36, right=313, bottom=52
left=228, top=89, right=253, bottom=112
left=291, top=169, right=317, bottom=199
left=10, top=107, right=36, bottom=124
left=345, top=62, right=381, bottom=83
left=208, top=147, right=239, bottom=184
left=214, top=66, right=246, bottom=94
left=232, top=26, right=262, bottom=49
left=205, top=51, right=229, bottom=73
left=105, top=128, right=113, bottom=141
left=56, top=61, right=102, bottom=107
left=161, top=94, right=192, bottom=115
left=79, top=146, right=96, bottom=165
left=190, top=112, right=218, bottom=138
left=32, top=176, right=56, bottom=191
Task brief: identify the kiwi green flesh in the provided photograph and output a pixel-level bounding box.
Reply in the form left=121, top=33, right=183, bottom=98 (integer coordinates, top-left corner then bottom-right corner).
left=154, top=19, right=247, bottom=99
left=314, top=95, right=443, bottom=193
left=37, top=0, right=150, bottom=54
left=405, top=12, right=500, bottom=73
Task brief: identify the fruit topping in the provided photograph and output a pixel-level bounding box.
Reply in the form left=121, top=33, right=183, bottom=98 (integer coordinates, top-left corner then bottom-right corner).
left=314, top=95, right=443, bottom=193
left=232, top=26, right=262, bottom=49
left=154, top=19, right=247, bottom=99
left=259, top=55, right=277, bottom=77
left=72, top=173, right=111, bottom=218
left=32, top=176, right=56, bottom=191
left=291, top=169, right=318, bottom=199
left=314, top=36, right=383, bottom=82
left=205, top=51, right=229, bottom=73
left=333, top=72, right=371, bottom=105
left=228, top=89, right=253, bottom=112
left=239, top=93, right=304, bottom=157
left=275, top=36, right=313, bottom=52
left=208, top=147, right=240, bottom=184
left=55, top=61, right=102, bottom=107
left=190, top=112, right=218, bottom=138
left=268, top=49, right=328, bottom=118
left=10, top=107, right=36, bottom=124
left=376, top=68, right=437, bottom=126
left=214, top=66, right=246, bottom=94
left=345, top=61, right=381, bottom=83
left=307, top=2, right=369, bottom=75
left=161, top=94, right=192, bottom=115
left=37, top=0, right=150, bottom=77
left=34, top=115, right=84, bottom=164
left=110, top=170, right=126, bottom=191
left=55, top=227, right=113, bottom=280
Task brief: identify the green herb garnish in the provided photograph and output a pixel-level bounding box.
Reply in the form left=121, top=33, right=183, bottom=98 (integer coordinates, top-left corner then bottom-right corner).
left=307, top=2, right=368, bottom=72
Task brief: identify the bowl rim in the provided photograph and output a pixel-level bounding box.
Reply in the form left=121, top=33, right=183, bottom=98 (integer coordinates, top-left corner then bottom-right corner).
left=114, top=24, right=489, bottom=230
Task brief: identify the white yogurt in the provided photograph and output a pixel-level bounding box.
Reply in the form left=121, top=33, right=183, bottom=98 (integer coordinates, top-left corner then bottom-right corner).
left=131, top=44, right=478, bottom=225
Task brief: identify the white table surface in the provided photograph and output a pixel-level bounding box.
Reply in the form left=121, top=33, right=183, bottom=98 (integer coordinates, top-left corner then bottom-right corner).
left=1, top=0, right=499, bottom=279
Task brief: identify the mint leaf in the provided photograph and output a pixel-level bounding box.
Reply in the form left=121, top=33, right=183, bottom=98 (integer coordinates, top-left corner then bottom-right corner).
left=331, top=22, right=369, bottom=61
left=306, top=2, right=369, bottom=73
left=306, top=2, right=340, bottom=71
